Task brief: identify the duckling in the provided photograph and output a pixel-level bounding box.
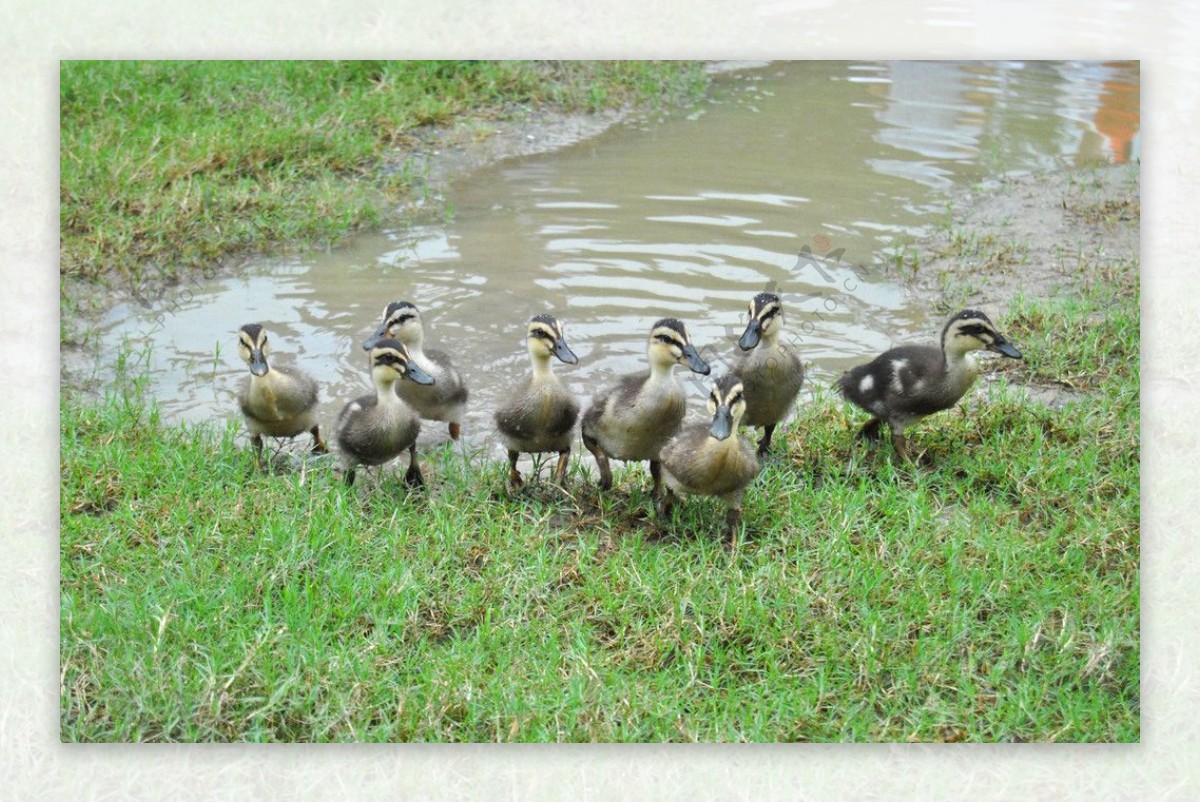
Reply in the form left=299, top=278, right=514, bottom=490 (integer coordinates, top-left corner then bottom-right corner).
left=494, top=313, right=581, bottom=488
left=336, top=338, right=435, bottom=487
left=658, top=374, right=760, bottom=542
left=730, top=291, right=805, bottom=456
left=362, top=300, right=468, bottom=440
left=837, top=308, right=1023, bottom=459
left=235, top=323, right=327, bottom=468
left=581, top=318, right=711, bottom=497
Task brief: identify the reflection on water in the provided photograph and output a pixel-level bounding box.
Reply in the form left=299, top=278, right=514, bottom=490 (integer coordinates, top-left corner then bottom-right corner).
left=84, top=60, right=1140, bottom=458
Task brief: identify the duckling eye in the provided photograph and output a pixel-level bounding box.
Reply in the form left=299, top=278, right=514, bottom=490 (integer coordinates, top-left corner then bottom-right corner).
left=654, top=334, right=682, bottom=349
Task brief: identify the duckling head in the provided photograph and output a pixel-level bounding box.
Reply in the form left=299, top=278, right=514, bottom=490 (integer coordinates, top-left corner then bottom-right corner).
left=707, top=374, right=747, bottom=440
left=528, top=313, right=578, bottom=365
left=237, top=323, right=271, bottom=377
left=737, top=292, right=784, bottom=351
left=942, top=309, right=1023, bottom=360
left=363, top=300, right=424, bottom=351
left=648, top=318, right=710, bottom=375
left=368, top=338, right=436, bottom=387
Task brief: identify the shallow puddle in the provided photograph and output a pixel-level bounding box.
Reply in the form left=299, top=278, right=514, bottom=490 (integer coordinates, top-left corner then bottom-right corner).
left=80, top=60, right=1140, bottom=459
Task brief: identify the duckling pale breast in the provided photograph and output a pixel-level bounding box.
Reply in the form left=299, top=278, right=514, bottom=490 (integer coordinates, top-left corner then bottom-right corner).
left=732, top=343, right=805, bottom=428
left=495, top=378, right=579, bottom=454
left=238, top=368, right=319, bottom=438
left=660, top=427, right=759, bottom=501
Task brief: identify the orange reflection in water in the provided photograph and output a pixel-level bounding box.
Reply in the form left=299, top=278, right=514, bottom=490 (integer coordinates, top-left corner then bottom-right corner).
left=1094, top=64, right=1140, bottom=164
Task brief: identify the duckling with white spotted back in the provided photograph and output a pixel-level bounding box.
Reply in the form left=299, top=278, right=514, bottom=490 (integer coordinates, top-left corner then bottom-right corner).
left=581, top=318, right=711, bottom=497
left=658, top=374, right=761, bottom=542
left=336, top=338, right=435, bottom=487
left=235, top=323, right=327, bottom=469
left=494, top=313, right=581, bottom=488
left=363, top=300, right=468, bottom=441
left=838, top=309, right=1023, bottom=459
left=730, top=291, right=805, bottom=456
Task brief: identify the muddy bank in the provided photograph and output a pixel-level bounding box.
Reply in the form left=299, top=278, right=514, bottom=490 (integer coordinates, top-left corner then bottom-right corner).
left=902, top=162, right=1138, bottom=316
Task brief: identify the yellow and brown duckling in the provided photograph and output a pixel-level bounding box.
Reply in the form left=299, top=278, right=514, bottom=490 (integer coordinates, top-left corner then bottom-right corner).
left=363, top=300, right=468, bottom=440
left=581, top=317, right=711, bottom=497
left=658, top=374, right=761, bottom=542
left=730, top=291, right=805, bottom=456
left=235, top=323, right=327, bottom=468
left=336, top=338, right=435, bottom=487
left=837, top=308, right=1023, bottom=460
left=494, top=313, right=580, bottom=488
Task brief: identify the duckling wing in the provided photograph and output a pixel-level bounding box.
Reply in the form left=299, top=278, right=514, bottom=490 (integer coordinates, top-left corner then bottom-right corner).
left=582, top=370, right=650, bottom=430
left=276, top=367, right=321, bottom=416
left=425, top=348, right=469, bottom=404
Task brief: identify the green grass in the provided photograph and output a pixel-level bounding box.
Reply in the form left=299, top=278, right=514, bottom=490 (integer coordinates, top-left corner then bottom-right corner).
left=60, top=60, right=707, bottom=287
left=60, top=274, right=1139, bottom=742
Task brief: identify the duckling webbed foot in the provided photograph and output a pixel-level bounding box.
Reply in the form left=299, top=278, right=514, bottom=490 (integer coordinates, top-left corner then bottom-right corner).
left=506, top=450, right=524, bottom=489
left=403, top=445, right=425, bottom=487
left=448, top=422, right=461, bottom=441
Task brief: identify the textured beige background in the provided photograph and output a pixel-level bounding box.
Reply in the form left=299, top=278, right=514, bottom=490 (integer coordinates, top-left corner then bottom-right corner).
left=6, top=0, right=1189, bottom=798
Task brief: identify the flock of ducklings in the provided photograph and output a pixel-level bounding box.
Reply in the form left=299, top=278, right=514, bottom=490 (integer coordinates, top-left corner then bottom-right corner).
left=236, top=292, right=1022, bottom=539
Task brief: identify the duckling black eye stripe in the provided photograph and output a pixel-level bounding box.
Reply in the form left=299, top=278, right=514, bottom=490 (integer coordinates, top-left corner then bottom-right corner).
left=654, top=334, right=683, bottom=347
left=958, top=324, right=992, bottom=337
left=375, top=354, right=404, bottom=367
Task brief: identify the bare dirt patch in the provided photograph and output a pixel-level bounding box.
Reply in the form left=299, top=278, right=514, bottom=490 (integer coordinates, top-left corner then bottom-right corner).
left=900, top=162, right=1139, bottom=320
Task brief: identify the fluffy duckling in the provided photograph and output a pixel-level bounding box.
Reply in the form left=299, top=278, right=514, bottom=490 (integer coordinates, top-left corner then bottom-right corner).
left=494, top=314, right=581, bottom=488
left=837, top=309, right=1023, bottom=459
left=581, top=318, right=711, bottom=497
left=235, top=323, right=327, bottom=468
left=362, top=300, right=468, bottom=440
left=336, top=338, right=435, bottom=487
left=658, top=374, right=760, bottom=542
left=730, top=291, right=805, bottom=456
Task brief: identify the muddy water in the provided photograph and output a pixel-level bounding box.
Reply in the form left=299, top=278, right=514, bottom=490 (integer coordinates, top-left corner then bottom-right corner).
left=84, top=60, right=1140, bottom=460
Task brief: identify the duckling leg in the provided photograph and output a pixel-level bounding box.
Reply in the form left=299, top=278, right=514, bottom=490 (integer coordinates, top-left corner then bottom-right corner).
left=891, top=430, right=910, bottom=461
left=649, top=460, right=664, bottom=500
left=250, top=434, right=266, bottom=470
left=448, top=422, right=461, bottom=441
left=724, top=506, right=743, bottom=549
left=553, top=449, right=571, bottom=486
left=404, top=444, right=425, bottom=487
left=309, top=425, right=328, bottom=455
left=857, top=417, right=883, bottom=442
left=583, top=434, right=613, bottom=490
left=757, top=424, right=777, bottom=457
left=507, top=450, right=523, bottom=488
left=344, top=466, right=358, bottom=486
left=655, top=487, right=676, bottom=521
